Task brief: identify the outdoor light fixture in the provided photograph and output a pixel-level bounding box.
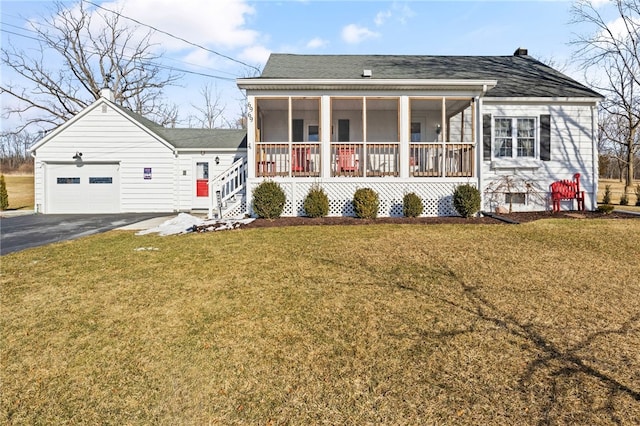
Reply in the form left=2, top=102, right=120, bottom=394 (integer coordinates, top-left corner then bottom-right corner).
left=215, top=156, right=220, bottom=165
left=73, top=152, right=83, bottom=160
left=435, top=124, right=442, bottom=135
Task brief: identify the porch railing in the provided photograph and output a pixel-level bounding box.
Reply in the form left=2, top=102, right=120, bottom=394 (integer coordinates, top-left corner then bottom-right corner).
left=410, top=142, right=474, bottom=177
left=331, top=143, right=399, bottom=177
left=255, top=142, right=474, bottom=178
left=256, top=142, right=321, bottom=177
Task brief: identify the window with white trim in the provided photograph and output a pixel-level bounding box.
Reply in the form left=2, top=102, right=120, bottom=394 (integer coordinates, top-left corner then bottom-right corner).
left=494, top=117, right=536, bottom=158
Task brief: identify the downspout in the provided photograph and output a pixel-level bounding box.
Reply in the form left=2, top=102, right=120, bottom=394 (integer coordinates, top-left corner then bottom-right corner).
left=591, top=103, right=598, bottom=210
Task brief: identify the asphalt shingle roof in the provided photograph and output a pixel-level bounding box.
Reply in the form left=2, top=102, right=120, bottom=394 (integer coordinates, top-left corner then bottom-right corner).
left=110, top=103, right=247, bottom=150
left=260, top=54, right=601, bottom=98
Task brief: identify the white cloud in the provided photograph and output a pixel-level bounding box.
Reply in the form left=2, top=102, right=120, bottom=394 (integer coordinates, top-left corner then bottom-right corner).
left=306, top=37, right=328, bottom=49
left=374, top=10, right=392, bottom=26
left=591, top=0, right=611, bottom=8
left=239, top=45, right=272, bottom=67
left=103, top=0, right=259, bottom=51
left=374, top=2, right=415, bottom=27
left=341, top=24, right=379, bottom=44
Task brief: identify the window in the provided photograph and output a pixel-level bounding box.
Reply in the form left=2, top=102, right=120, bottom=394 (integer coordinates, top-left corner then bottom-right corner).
left=89, top=177, right=113, bottom=184
left=494, top=117, right=536, bottom=158
left=411, top=122, right=421, bottom=142
left=57, top=177, right=80, bottom=184
left=196, top=162, right=209, bottom=180
left=308, top=125, right=319, bottom=142
left=505, top=193, right=526, bottom=205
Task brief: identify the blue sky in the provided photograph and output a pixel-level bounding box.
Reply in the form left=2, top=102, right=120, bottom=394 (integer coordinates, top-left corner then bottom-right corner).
left=0, top=0, right=616, bottom=130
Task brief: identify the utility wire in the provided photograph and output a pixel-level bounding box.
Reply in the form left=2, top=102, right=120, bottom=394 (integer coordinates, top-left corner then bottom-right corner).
left=1, top=18, right=240, bottom=78
left=82, top=0, right=261, bottom=74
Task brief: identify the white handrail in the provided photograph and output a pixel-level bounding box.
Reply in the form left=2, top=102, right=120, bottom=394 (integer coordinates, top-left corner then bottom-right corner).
left=208, top=157, right=247, bottom=219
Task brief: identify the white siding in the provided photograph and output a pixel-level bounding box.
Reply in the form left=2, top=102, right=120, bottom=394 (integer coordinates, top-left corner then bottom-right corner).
left=176, top=152, right=246, bottom=211
left=34, top=101, right=176, bottom=213
left=481, top=102, right=596, bottom=212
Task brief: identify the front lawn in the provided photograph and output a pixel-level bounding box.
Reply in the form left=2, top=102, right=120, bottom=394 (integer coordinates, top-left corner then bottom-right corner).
left=2, top=220, right=639, bottom=424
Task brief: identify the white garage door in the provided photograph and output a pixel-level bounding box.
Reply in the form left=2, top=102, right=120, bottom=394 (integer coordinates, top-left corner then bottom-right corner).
left=47, top=163, right=120, bottom=213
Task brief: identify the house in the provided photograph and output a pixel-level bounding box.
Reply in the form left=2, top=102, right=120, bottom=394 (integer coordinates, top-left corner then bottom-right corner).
left=31, top=48, right=601, bottom=217
left=30, top=88, right=247, bottom=215
left=238, top=48, right=602, bottom=216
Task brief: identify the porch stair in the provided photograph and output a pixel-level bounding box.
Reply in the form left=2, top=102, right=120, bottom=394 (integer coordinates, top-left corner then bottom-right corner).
left=208, top=158, right=248, bottom=219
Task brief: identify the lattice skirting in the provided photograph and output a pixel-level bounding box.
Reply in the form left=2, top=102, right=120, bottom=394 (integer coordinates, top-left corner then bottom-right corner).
left=247, top=180, right=472, bottom=217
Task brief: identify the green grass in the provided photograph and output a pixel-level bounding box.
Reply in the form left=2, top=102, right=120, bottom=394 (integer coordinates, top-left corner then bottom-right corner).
left=2, top=221, right=640, bottom=424
left=1, top=174, right=34, bottom=210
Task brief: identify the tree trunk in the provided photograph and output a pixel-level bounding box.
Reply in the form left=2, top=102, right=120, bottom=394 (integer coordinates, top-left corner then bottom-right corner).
left=626, top=137, right=635, bottom=194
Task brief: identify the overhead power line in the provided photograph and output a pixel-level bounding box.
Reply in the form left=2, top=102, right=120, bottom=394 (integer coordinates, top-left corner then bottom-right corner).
left=82, top=0, right=261, bottom=74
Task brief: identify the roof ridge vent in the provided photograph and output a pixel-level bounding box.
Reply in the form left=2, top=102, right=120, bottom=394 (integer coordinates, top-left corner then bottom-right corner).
left=513, top=47, right=528, bottom=56
left=362, top=69, right=372, bottom=78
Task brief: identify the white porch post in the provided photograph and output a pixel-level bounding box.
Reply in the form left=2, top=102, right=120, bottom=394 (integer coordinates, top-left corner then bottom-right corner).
left=399, top=95, right=409, bottom=178
left=245, top=95, right=256, bottom=216
left=476, top=96, right=484, bottom=208
left=321, top=95, right=331, bottom=178
left=247, top=96, right=256, bottom=180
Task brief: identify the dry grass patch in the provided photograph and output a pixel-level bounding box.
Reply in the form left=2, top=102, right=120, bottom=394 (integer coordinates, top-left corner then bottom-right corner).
left=599, top=178, right=640, bottom=211
left=1, top=174, right=34, bottom=210
left=2, top=220, right=639, bottom=424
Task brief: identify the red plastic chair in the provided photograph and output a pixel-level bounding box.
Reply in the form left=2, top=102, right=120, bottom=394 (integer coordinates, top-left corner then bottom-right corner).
left=291, top=147, right=310, bottom=173
left=337, top=148, right=358, bottom=173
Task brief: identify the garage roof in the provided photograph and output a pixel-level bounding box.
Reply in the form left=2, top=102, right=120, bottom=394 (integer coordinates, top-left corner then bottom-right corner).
left=114, top=103, right=247, bottom=150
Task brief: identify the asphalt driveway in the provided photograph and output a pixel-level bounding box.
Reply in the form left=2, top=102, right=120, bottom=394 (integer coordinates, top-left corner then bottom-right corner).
left=0, top=213, right=173, bottom=255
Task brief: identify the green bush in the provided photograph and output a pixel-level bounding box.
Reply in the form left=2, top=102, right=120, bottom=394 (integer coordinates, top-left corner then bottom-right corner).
left=0, top=175, right=8, bottom=211
left=620, top=192, right=629, bottom=206
left=303, top=185, right=329, bottom=218
left=596, top=204, right=615, bottom=214
left=603, top=184, right=612, bottom=204
left=636, top=184, right=640, bottom=206
left=252, top=180, right=286, bottom=219
left=403, top=192, right=423, bottom=217
left=452, top=184, right=481, bottom=218
left=353, top=188, right=379, bottom=219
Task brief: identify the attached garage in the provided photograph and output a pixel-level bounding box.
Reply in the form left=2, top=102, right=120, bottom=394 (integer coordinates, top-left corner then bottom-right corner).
left=30, top=89, right=247, bottom=214
left=46, top=163, right=120, bottom=213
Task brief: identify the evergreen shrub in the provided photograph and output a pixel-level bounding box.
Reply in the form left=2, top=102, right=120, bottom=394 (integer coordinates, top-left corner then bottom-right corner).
left=452, top=184, right=481, bottom=218
left=303, top=185, right=329, bottom=218
left=252, top=180, right=286, bottom=219
left=0, top=175, right=8, bottom=211
left=353, top=188, right=379, bottom=219
left=402, top=192, right=423, bottom=217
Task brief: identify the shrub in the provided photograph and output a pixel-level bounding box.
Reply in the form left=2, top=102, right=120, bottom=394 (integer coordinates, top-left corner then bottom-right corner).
left=353, top=188, right=379, bottom=219
left=0, top=175, right=8, bottom=210
left=636, top=184, right=640, bottom=206
left=603, top=184, right=612, bottom=204
left=252, top=180, right=286, bottom=219
left=303, top=185, right=329, bottom=218
left=403, top=192, right=423, bottom=217
left=596, top=204, right=615, bottom=214
left=620, top=192, right=629, bottom=206
left=452, top=184, right=481, bottom=218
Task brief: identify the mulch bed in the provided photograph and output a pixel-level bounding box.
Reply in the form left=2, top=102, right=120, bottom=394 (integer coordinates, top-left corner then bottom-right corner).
left=242, top=210, right=638, bottom=229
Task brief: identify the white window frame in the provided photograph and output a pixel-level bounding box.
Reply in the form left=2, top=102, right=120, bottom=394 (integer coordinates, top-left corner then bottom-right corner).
left=493, top=117, right=537, bottom=159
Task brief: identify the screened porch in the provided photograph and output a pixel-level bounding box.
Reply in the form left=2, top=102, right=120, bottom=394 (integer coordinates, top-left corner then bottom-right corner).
left=253, top=96, right=476, bottom=178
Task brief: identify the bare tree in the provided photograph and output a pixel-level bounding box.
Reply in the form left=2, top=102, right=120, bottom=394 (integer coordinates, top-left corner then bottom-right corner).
left=571, top=0, right=640, bottom=194
left=189, top=83, right=226, bottom=129
left=1, top=1, right=181, bottom=133
left=0, top=131, right=37, bottom=172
